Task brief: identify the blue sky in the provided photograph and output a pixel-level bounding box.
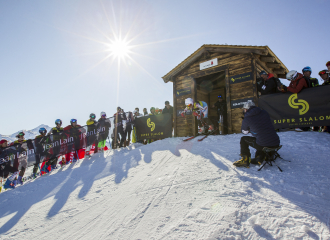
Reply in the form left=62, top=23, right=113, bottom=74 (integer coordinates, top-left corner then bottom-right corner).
left=0, top=0, right=329, bottom=134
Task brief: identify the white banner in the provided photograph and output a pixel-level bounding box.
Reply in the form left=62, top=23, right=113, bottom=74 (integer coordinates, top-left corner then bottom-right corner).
left=200, top=58, right=218, bottom=70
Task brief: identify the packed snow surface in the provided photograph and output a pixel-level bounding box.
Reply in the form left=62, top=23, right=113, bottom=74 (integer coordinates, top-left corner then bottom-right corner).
left=0, top=131, right=329, bottom=239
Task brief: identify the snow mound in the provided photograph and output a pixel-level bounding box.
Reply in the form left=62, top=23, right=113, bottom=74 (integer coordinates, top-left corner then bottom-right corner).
left=0, top=131, right=329, bottom=239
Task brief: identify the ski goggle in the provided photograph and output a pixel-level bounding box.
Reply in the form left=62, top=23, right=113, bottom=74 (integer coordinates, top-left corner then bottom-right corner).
left=218, top=95, right=222, bottom=98
left=70, top=119, right=77, bottom=123
left=101, top=114, right=106, bottom=117
left=319, top=70, right=328, bottom=76
left=55, top=119, right=62, bottom=125
left=90, top=114, right=96, bottom=119
left=187, top=104, right=192, bottom=108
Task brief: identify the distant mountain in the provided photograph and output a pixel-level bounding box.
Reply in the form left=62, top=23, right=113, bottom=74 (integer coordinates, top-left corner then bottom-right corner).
left=0, top=124, right=51, bottom=143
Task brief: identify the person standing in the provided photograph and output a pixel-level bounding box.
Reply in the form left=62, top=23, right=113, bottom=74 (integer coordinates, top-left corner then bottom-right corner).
left=143, top=108, right=148, bottom=116
left=48, top=119, right=64, bottom=166
left=212, top=95, right=227, bottom=134
left=257, top=71, right=279, bottom=95
left=97, top=112, right=111, bottom=152
left=114, top=107, right=127, bottom=148
left=33, top=128, right=49, bottom=177
left=280, top=70, right=308, bottom=93
left=302, top=66, right=319, bottom=87
left=86, top=113, right=99, bottom=157
left=64, top=119, right=85, bottom=162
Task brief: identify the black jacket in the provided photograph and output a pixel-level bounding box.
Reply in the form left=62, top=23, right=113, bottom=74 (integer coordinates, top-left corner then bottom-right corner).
left=257, top=77, right=277, bottom=95
left=213, top=101, right=226, bottom=114
left=162, top=105, right=173, bottom=115
left=241, top=106, right=280, bottom=147
left=303, top=76, right=319, bottom=87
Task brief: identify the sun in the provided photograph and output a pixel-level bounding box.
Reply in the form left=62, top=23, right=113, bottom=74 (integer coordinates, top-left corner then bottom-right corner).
left=108, top=39, right=131, bottom=60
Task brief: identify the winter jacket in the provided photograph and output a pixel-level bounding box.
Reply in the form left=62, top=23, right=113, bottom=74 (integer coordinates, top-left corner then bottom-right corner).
left=303, top=76, right=319, bottom=87
left=98, top=118, right=111, bottom=141
left=322, top=77, right=330, bottom=85
left=48, top=127, right=64, bottom=141
left=113, top=112, right=126, bottom=127
left=257, top=75, right=277, bottom=95
left=241, top=106, right=280, bottom=147
left=162, top=105, right=174, bottom=115
left=86, top=119, right=98, bottom=133
left=213, top=101, right=227, bottom=114
left=63, top=125, right=84, bottom=138
left=286, top=73, right=308, bottom=93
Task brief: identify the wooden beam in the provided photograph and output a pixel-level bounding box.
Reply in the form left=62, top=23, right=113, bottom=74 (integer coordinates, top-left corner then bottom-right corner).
left=260, top=56, right=275, bottom=62
left=205, top=47, right=268, bottom=56
left=225, top=68, right=232, bottom=134
left=266, top=63, right=281, bottom=68
left=251, top=56, right=258, bottom=106
left=173, top=79, right=177, bottom=137
left=192, top=78, right=197, bottom=136
left=273, top=69, right=286, bottom=74
left=277, top=74, right=287, bottom=79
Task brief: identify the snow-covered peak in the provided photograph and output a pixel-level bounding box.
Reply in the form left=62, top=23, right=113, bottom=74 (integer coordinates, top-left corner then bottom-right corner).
left=0, top=124, right=51, bottom=143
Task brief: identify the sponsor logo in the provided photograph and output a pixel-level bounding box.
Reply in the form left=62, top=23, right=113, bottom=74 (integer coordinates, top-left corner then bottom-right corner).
left=147, top=118, right=155, bottom=132
left=288, top=93, right=309, bottom=115
left=231, top=78, right=235, bottom=82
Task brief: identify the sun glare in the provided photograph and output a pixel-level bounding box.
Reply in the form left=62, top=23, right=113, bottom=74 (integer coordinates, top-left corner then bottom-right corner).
left=108, top=39, right=130, bottom=59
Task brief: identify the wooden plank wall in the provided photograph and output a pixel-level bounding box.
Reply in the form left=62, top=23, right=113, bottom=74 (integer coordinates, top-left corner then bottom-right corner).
left=174, top=52, right=259, bottom=135
left=228, top=58, right=254, bottom=133
left=175, top=76, right=194, bottom=137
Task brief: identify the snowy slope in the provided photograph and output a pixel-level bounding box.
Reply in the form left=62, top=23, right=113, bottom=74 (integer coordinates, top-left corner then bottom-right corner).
left=0, top=132, right=329, bottom=239
left=0, top=124, right=51, bottom=143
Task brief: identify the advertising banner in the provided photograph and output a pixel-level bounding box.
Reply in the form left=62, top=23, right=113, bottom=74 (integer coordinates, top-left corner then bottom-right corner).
left=258, top=86, right=330, bottom=128
left=135, top=114, right=172, bottom=141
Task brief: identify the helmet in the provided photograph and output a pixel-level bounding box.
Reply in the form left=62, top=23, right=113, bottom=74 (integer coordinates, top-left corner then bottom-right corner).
left=242, top=100, right=255, bottom=109
left=326, top=61, right=330, bottom=67
left=100, top=111, right=106, bottom=117
left=117, top=106, right=121, bottom=111
left=0, top=139, right=8, bottom=145
left=319, top=70, right=328, bottom=76
left=218, top=95, right=223, bottom=99
left=185, top=98, right=194, bottom=108
left=39, top=127, right=47, bottom=135
left=302, top=66, right=312, bottom=73
left=55, top=119, right=62, bottom=125
left=70, top=119, right=77, bottom=124
left=165, top=101, right=170, bottom=105
left=16, top=131, right=25, bottom=138
left=90, top=113, right=96, bottom=119
left=155, top=108, right=159, bottom=113
left=259, top=70, right=267, bottom=76
left=150, top=107, right=155, bottom=111
left=286, top=70, right=298, bottom=81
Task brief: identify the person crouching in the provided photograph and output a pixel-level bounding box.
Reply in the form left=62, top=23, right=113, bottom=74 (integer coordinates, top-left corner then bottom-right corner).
left=233, top=101, right=280, bottom=168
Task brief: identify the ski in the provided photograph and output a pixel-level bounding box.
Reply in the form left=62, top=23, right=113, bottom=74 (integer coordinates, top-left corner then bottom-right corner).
left=198, top=135, right=209, bottom=141
left=183, top=136, right=197, bottom=141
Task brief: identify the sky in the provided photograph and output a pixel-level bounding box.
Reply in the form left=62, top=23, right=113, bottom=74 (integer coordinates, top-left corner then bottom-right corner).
left=0, top=0, right=329, bottom=135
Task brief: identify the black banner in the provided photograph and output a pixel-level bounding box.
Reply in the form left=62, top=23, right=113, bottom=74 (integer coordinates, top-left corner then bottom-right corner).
left=177, top=109, right=192, bottom=116
left=231, top=98, right=254, bottom=109
left=258, top=85, right=330, bottom=128
left=135, top=114, right=172, bottom=141
left=176, top=87, right=192, bottom=97
left=230, top=72, right=252, bottom=84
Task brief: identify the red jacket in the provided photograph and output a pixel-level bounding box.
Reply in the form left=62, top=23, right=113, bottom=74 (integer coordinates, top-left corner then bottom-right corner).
left=287, top=73, right=308, bottom=93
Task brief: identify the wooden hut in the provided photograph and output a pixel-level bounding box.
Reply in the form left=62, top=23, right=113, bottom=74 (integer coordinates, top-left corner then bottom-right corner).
left=162, top=44, right=288, bottom=137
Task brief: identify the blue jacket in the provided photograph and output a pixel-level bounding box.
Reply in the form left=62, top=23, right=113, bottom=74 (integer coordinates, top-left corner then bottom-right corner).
left=241, top=106, right=280, bottom=147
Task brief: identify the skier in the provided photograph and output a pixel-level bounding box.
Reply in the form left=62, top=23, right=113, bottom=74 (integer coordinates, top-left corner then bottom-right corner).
left=257, top=71, right=279, bottom=95
left=319, top=70, right=330, bottom=85
left=64, top=119, right=85, bottom=162
left=280, top=70, right=308, bottom=93
left=125, top=111, right=134, bottom=146
left=97, top=112, right=111, bottom=152
left=11, top=132, right=33, bottom=185
left=47, top=119, right=64, bottom=166
left=86, top=113, right=99, bottom=157
left=233, top=101, right=280, bottom=168
left=302, top=66, right=319, bottom=87
left=132, top=109, right=143, bottom=143
left=33, top=127, right=49, bottom=178
left=0, top=139, right=18, bottom=188
left=212, top=95, right=227, bottom=134
left=149, top=107, right=157, bottom=115
left=114, top=107, right=126, bottom=148
left=181, top=98, right=214, bottom=134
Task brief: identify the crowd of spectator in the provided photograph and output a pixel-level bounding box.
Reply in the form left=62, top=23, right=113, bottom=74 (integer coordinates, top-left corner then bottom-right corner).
left=256, top=61, right=330, bottom=133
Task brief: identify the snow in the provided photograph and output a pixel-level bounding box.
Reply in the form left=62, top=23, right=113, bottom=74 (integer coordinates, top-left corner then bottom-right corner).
left=0, top=124, right=51, bottom=143
left=0, top=131, right=330, bottom=239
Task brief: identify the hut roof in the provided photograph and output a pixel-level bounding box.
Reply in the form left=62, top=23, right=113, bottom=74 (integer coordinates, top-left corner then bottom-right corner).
left=162, top=44, right=288, bottom=83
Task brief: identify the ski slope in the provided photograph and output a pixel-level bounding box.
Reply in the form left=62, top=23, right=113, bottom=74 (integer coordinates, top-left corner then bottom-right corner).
left=0, top=131, right=329, bottom=239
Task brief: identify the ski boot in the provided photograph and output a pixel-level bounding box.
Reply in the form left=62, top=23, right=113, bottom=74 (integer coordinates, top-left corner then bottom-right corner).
left=198, top=126, right=205, bottom=134
left=51, top=165, right=58, bottom=170
left=233, top=155, right=251, bottom=168
left=17, top=176, right=24, bottom=185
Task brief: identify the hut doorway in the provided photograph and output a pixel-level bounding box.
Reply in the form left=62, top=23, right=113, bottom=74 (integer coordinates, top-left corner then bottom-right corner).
left=195, top=71, right=227, bottom=134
